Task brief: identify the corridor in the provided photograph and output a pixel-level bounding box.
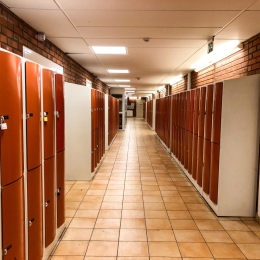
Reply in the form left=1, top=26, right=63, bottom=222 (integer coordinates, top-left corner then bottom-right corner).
left=51, top=118, right=260, bottom=259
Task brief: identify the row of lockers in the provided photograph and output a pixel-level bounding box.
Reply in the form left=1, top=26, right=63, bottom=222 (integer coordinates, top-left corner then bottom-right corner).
left=108, top=95, right=119, bottom=146
left=0, top=50, right=65, bottom=259
left=145, top=74, right=260, bottom=216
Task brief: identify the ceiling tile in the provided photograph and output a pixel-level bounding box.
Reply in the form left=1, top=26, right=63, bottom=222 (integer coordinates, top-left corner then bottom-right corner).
left=4, top=0, right=58, bottom=9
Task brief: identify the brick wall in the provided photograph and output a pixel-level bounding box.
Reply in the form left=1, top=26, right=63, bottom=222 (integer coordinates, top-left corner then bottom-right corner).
left=0, top=3, right=109, bottom=94
left=191, top=33, right=260, bottom=89
left=171, top=75, right=188, bottom=95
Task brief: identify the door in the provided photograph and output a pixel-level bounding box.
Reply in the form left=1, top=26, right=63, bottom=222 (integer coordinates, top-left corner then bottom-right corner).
left=203, top=139, right=211, bottom=194
left=0, top=52, right=23, bottom=186
left=27, top=166, right=43, bottom=260
left=196, top=137, right=204, bottom=187
left=57, top=151, right=65, bottom=228
left=25, top=61, right=41, bottom=171
left=204, top=85, right=214, bottom=141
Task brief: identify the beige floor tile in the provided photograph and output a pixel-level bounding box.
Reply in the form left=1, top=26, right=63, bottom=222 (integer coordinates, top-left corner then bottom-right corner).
left=65, top=217, right=72, bottom=226
left=143, top=196, right=163, bottom=203
left=107, top=184, right=124, bottom=190
left=243, top=220, right=260, bottom=231
left=122, top=210, right=145, bottom=218
left=66, top=202, right=81, bottom=210
left=51, top=256, right=84, bottom=260
left=195, top=220, right=224, bottom=231
left=79, top=202, right=102, bottom=210
left=120, top=229, right=147, bottom=241
left=54, top=241, right=89, bottom=255
left=124, top=195, right=143, bottom=203
left=255, top=231, right=260, bottom=238
left=62, top=228, right=93, bottom=240
left=83, top=195, right=103, bottom=203
left=174, top=230, right=204, bottom=242
left=170, top=220, right=198, bottom=230
left=89, top=184, right=107, bottom=190
left=145, top=210, right=168, bottom=219
left=124, top=190, right=143, bottom=196
left=98, top=209, right=122, bottom=219
left=219, top=220, right=251, bottom=231
left=149, top=242, right=180, bottom=257
left=160, top=191, right=180, bottom=196
left=121, top=218, right=146, bottom=229
left=142, top=185, right=160, bottom=191
left=123, top=202, right=144, bottom=210
left=66, top=209, right=77, bottom=218
left=228, top=231, right=260, bottom=243
left=118, top=242, right=148, bottom=257
left=201, top=230, right=233, bottom=243
left=237, top=244, right=260, bottom=259
left=147, top=229, right=175, bottom=241
left=105, top=190, right=124, bottom=196
left=167, top=211, right=192, bottom=220
left=103, top=195, right=123, bottom=202
left=150, top=258, right=181, bottom=260
left=208, top=243, right=246, bottom=258
left=84, top=257, right=116, bottom=260
left=159, top=186, right=177, bottom=191
left=178, top=243, right=212, bottom=257
left=146, top=219, right=172, bottom=229
left=95, top=218, right=121, bottom=229
left=66, top=190, right=87, bottom=201
left=101, top=202, right=122, bottom=210
left=69, top=218, right=96, bottom=228
left=165, top=203, right=187, bottom=211
left=117, top=257, right=149, bottom=260
left=91, top=228, right=119, bottom=241
left=86, top=241, right=118, bottom=256
left=189, top=211, right=216, bottom=220
left=163, top=196, right=183, bottom=203
left=86, top=190, right=106, bottom=196
left=186, top=204, right=210, bottom=212
left=144, top=202, right=166, bottom=211
left=74, top=210, right=99, bottom=218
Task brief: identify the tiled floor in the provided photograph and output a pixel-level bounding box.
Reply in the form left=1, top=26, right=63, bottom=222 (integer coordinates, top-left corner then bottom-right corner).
left=51, top=118, right=260, bottom=259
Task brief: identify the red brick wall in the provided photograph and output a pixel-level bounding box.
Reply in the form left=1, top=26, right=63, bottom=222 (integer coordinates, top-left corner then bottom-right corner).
left=191, top=33, right=260, bottom=88
left=171, top=75, right=188, bottom=94
left=0, top=3, right=109, bottom=94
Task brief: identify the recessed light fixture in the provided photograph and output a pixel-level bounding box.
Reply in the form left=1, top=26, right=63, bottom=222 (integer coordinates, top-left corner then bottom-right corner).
left=91, top=46, right=127, bottom=54
left=115, top=79, right=130, bottom=82
left=108, top=69, right=129, bottom=73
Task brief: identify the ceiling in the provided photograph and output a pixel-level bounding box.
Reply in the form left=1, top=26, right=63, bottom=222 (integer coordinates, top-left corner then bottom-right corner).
left=3, top=0, right=260, bottom=97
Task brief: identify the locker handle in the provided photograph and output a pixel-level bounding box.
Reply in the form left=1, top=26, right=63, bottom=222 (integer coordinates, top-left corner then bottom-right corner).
left=56, top=111, right=60, bottom=118
left=45, top=200, right=50, bottom=207
left=26, top=113, right=34, bottom=119
left=57, top=187, right=61, bottom=196
left=29, top=218, right=35, bottom=226
left=3, top=244, right=12, bottom=255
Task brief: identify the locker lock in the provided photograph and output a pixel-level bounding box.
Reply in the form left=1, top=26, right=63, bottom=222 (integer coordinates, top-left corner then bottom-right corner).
left=56, top=111, right=60, bottom=118
left=0, top=115, right=8, bottom=130
left=43, top=112, right=48, bottom=122
left=29, top=218, right=35, bottom=227
left=45, top=200, right=50, bottom=207
left=26, top=113, right=34, bottom=119
left=57, top=187, right=61, bottom=196
left=3, top=244, right=12, bottom=256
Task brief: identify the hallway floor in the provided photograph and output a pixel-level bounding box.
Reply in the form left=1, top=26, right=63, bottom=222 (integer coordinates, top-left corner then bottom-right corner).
left=51, top=118, right=260, bottom=260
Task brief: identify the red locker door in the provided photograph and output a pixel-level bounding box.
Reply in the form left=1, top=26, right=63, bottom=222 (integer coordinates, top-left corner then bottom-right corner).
left=197, top=136, right=204, bottom=187
left=27, top=166, right=43, bottom=260
left=193, top=88, right=200, bottom=135
left=91, top=130, right=95, bottom=172
left=0, top=52, right=23, bottom=186
left=209, top=143, right=220, bottom=204
left=42, top=69, right=55, bottom=160
left=185, top=91, right=190, bottom=131
left=55, top=74, right=65, bottom=152
left=203, top=139, right=211, bottom=194
left=189, top=90, right=195, bottom=133
left=198, top=87, right=206, bottom=138
left=184, top=130, right=189, bottom=170
left=192, top=134, right=198, bottom=179
left=44, top=157, right=56, bottom=247
left=211, top=82, right=223, bottom=144
left=57, top=150, right=65, bottom=228
left=188, top=132, right=193, bottom=174
left=2, top=177, right=25, bottom=259
left=204, top=84, right=214, bottom=140
left=25, top=62, right=41, bottom=171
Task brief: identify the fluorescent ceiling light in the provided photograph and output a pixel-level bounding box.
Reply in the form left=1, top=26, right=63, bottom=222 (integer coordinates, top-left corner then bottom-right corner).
left=115, top=79, right=130, bottom=82
left=192, top=40, right=242, bottom=72
left=170, top=76, right=183, bottom=85
left=91, top=46, right=127, bottom=54
left=118, top=85, right=131, bottom=88
left=108, top=69, right=129, bottom=73
left=125, top=88, right=136, bottom=90
left=126, top=90, right=135, bottom=93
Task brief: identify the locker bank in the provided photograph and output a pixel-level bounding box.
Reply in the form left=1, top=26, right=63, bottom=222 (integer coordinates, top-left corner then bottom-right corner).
left=1, top=1, right=260, bottom=259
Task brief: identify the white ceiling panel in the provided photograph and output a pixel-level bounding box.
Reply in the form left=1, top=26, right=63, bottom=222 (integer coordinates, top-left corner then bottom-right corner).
left=3, top=0, right=58, bottom=9
left=58, top=0, right=254, bottom=11
left=10, top=9, right=79, bottom=37
left=79, top=27, right=221, bottom=40
left=216, top=11, right=260, bottom=40
left=67, top=10, right=240, bottom=28
left=48, top=38, right=92, bottom=54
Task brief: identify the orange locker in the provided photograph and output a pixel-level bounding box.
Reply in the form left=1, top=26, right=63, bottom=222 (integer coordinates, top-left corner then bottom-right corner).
left=0, top=51, right=23, bottom=186
left=193, top=88, right=200, bottom=135
left=198, top=87, right=206, bottom=138
left=196, top=136, right=204, bottom=187
left=25, top=62, right=41, bottom=171
left=189, top=90, right=195, bottom=133
left=27, top=166, right=43, bottom=260
left=2, top=177, right=25, bottom=259
left=185, top=91, right=190, bottom=131
left=209, top=143, right=220, bottom=204
left=191, top=134, right=198, bottom=179
left=188, top=132, right=193, bottom=174
left=184, top=130, right=189, bottom=170
left=42, top=69, right=55, bottom=160
left=211, top=82, right=223, bottom=144
left=44, top=157, right=56, bottom=247
left=57, top=150, right=65, bottom=228
left=204, top=84, right=214, bottom=140
left=55, top=74, right=65, bottom=152
left=203, top=139, right=211, bottom=194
